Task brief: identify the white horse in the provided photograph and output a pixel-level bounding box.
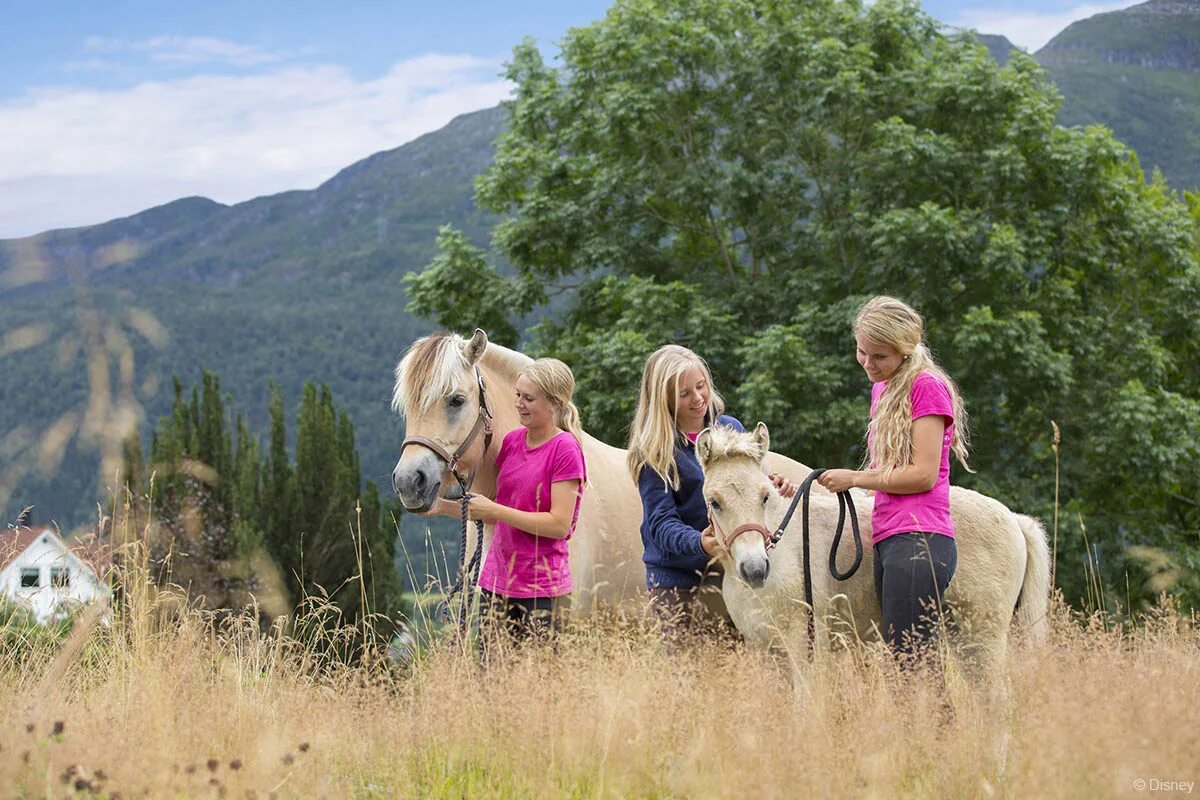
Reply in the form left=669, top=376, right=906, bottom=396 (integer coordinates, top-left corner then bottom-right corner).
left=695, top=423, right=1051, bottom=680
left=390, top=329, right=648, bottom=615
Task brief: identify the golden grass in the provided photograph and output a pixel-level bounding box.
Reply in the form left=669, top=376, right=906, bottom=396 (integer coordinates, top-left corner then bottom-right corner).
left=2, top=589, right=1198, bottom=800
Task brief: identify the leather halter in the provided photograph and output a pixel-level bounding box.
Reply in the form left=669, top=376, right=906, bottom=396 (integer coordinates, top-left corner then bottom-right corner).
left=708, top=510, right=773, bottom=551
left=399, top=365, right=494, bottom=491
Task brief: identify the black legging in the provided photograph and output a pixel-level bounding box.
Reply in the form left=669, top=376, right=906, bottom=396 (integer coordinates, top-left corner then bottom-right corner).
left=479, top=588, right=568, bottom=645
left=873, top=532, right=956, bottom=659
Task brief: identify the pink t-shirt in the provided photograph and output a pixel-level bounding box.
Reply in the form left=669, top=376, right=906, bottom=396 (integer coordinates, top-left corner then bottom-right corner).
left=477, top=428, right=587, bottom=598
left=869, top=372, right=956, bottom=544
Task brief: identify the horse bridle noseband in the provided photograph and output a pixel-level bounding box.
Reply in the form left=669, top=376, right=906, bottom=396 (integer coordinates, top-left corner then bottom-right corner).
left=399, top=365, right=494, bottom=493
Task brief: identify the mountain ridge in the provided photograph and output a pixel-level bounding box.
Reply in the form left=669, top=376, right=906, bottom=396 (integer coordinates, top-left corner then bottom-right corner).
left=1035, top=0, right=1200, bottom=188
left=1, top=106, right=506, bottom=294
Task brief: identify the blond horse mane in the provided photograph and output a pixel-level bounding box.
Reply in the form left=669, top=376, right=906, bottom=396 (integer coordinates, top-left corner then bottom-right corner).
left=392, top=331, right=531, bottom=416
left=698, top=425, right=767, bottom=467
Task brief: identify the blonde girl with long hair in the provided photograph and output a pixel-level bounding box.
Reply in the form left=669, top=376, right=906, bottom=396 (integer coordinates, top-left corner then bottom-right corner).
left=436, top=357, right=587, bottom=642
left=817, top=296, right=970, bottom=659
left=627, top=344, right=793, bottom=633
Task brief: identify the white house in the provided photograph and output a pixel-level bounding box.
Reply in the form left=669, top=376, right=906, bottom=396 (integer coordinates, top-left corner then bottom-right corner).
left=0, top=526, right=109, bottom=624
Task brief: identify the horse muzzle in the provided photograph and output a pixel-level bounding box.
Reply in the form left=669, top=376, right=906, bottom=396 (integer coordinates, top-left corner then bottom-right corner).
left=392, top=451, right=444, bottom=513
left=737, top=554, right=771, bottom=589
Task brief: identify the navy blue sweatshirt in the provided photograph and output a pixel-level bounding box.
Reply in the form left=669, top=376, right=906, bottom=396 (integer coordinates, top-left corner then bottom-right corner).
left=637, top=415, right=745, bottom=589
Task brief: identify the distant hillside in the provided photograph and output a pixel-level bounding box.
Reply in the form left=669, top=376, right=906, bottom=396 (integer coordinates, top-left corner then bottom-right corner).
left=1, top=106, right=504, bottom=295
left=1036, top=0, right=1200, bottom=189
left=976, top=33, right=1021, bottom=67
left=0, top=106, right=507, bottom=527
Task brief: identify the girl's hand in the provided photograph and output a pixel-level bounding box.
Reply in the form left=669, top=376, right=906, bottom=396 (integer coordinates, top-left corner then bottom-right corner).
left=466, top=493, right=500, bottom=523
left=700, top=525, right=725, bottom=559
left=768, top=472, right=797, bottom=498
left=432, top=497, right=462, bottom=518
left=817, top=469, right=858, bottom=493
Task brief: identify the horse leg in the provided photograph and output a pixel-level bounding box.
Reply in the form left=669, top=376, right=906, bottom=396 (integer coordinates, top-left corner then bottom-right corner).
left=948, top=612, right=1014, bottom=775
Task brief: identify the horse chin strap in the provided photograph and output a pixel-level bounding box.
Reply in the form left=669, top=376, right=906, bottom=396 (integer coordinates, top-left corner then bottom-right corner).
left=399, top=365, right=494, bottom=495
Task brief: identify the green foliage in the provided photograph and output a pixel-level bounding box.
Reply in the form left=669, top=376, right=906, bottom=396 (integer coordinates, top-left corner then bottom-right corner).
left=126, top=373, right=407, bottom=643
left=1, top=599, right=75, bottom=669
left=404, top=225, right=537, bottom=347
left=530, top=275, right=740, bottom=444
left=411, top=0, right=1200, bottom=609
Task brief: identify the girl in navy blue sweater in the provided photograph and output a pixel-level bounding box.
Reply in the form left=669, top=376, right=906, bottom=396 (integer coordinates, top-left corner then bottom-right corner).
left=626, top=345, right=793, bottom=634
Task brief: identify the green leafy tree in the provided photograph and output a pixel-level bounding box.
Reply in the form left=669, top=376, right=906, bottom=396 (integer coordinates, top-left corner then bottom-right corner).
left=408, top=0, right=1200, bottom=609
left=284, top=383, right=404, bottom=637
left=403, top=225, right=533, bottom=347
left=125, top=375, right=405, bottom=642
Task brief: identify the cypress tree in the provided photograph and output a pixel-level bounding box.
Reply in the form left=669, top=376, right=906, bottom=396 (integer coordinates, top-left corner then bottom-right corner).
left=262, top=382, right=295, bottom=578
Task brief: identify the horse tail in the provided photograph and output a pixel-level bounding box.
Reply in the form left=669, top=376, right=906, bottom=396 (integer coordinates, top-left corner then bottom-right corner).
left=1015, top=514, right=1051, bottom=643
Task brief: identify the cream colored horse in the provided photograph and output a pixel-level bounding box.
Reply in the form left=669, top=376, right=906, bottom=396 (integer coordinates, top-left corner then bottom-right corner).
left=390, top=329, right=647, bottom=614
left=696, top=423, right=1050, bottom=679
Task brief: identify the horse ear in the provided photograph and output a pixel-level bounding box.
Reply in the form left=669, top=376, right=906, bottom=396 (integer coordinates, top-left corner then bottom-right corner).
left=464, top=328, right=488, bottom=365
left=752, top=422, right=770, bottom=460
left=695, top=428, right=714, bottom=469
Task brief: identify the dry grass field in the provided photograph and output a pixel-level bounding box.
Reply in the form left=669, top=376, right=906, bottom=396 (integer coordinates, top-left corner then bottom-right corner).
left=2, top=556, right=1198, bottom=800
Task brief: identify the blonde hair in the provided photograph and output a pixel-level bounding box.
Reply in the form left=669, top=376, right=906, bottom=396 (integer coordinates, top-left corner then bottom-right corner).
left=520, top=358, right=584, bottom=446
left=626, top=345, right=725, bottom=489
left=855, top=296, right=972, bottom=475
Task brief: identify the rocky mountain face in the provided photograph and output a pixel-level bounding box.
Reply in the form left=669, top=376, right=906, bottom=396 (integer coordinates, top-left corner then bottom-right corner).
left=1038, top=0, right=1200, bottom=72
left=1036, top=0, right=1200, bottom=189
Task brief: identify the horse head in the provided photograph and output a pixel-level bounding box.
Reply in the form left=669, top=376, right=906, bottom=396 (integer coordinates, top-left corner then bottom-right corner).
left=391, top=328, right=494, bottom=513
left=696, top=422, right=775, bottom=589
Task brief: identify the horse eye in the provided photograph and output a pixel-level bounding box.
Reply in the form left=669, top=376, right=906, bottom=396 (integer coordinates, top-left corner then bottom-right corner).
left=761, top=493, right=769, bottom=505
left=448, top=394, right=466, bottom=409
left=710, top=499, right=721, bottom=511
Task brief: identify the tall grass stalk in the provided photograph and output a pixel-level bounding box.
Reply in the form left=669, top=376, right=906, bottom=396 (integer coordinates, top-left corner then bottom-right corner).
left=3, top=501, right=1198, bottom=799
left=1051, top=420, right=1061, bottom=589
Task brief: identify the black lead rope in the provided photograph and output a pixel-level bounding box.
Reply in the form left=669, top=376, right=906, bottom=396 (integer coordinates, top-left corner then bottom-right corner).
left=441, top=488, right=484, bottom=640
left=769, top=468, right=864, bottom=650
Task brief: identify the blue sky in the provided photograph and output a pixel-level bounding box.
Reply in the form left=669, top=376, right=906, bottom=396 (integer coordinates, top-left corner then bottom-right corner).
left=0, top=0, right=1141, bottom=238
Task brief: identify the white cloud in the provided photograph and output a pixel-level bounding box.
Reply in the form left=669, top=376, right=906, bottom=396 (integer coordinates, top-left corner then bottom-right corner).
left=950, top=1, right=1143, bottom=52
left=83, top=35, right=294, bottom=67
left=0, top=55, right=511, bottom=238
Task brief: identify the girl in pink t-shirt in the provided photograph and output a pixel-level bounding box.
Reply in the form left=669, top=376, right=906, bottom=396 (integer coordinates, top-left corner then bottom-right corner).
left=817, top=296, right=972, bottom=660
left=456, top=358, right=586, bottom=643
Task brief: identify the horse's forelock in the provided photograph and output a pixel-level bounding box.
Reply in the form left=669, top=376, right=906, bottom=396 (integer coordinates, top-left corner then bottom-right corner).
left=392, top=332, right=468, bottom=417
left=703, top=426, right=766, bottom=466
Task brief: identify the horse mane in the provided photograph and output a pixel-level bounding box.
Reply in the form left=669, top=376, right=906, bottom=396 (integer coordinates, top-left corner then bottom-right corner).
left=392, top=331, right=532, bottom=416
left=701, top=425, right=766, bottom=465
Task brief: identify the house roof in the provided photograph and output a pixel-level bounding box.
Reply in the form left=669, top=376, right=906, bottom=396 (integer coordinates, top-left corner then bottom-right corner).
left=0, top=525, right=111, bottom=576
left=0, top=526, right=45, bottom=572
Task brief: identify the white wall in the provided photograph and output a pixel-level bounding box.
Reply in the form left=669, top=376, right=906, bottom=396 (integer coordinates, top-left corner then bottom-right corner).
left=0, top=532, right=108, bottom=624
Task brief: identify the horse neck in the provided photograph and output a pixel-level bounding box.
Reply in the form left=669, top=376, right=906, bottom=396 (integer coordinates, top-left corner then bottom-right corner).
left=477, top=341, right=624, bottom=459
left=768, top=488, right=838, bottom=557
left=471, top=347, right=526, bottom=494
